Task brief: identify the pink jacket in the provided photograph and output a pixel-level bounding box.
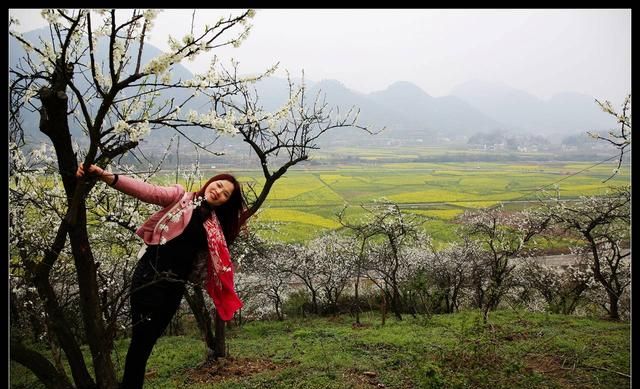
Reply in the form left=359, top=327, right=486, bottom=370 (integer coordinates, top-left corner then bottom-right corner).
left=113, top=174, right=243, bottom=320
left=113, top=175, right=196, bottom=245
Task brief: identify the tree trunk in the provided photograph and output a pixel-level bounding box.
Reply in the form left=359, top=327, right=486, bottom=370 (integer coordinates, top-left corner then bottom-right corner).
left=275, top=295, right=283, bottom=320
left=184, top=287, right=216, bottom=360
left=585, top=234, right=621, bottom=321
left=392, top=286, right=403, bottom=320
left=214, top=313, right=226, bottom=358
left=9, top=291, right=21, bottom=329
left=354, top=276, right=361, bottom=325
left=608, top=291, right=620, bottom=321
left=30, top=257, right=95, bottom=388
left=311, top=290, right=319, bottom=314
left=354, top=240, right=367, bottom=325
left=482, top=308, right=489, bottom=324
left=68, top=223, right=118, bottom=388
left=40, top=76, right=116, bottom=388
left=10, top=339, right=75, bottom=389
left=381, top=290, right=386, bottom=326
left=45, top=320, right=67, bottom=378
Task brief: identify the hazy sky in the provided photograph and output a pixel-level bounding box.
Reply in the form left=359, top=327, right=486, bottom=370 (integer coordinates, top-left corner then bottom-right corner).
left=10, top=8, right=631, bottom=104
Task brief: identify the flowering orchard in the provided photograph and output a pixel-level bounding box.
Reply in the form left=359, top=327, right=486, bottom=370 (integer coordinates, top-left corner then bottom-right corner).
left=9, top=7, right=379, bottom=387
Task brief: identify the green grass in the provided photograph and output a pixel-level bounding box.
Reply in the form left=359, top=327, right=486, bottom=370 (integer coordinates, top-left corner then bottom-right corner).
left=11, top=310, right=630, bottom=388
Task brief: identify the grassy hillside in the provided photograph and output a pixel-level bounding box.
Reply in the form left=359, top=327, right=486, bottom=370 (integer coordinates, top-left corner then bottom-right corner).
left=10, top=310, right=630, bottom=388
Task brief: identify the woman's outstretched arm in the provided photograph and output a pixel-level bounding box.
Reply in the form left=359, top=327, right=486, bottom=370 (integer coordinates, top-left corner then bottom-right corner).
left=76, top=164, right=184, bottom=207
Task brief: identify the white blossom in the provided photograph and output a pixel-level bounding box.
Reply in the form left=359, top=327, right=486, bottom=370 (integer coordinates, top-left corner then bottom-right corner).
left=114, top=120, right=130, bottom=135
left=191, top=196, right=204, bottom=208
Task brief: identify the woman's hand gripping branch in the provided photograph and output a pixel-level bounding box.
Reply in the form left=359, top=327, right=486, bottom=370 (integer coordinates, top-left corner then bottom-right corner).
left=76, top=163, right=117, bottom=186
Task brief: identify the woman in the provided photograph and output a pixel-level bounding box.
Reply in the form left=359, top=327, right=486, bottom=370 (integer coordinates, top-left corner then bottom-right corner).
left=76, top=164, right=247, bottom=389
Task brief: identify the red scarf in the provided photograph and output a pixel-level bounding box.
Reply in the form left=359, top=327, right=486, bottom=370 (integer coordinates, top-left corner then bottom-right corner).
left=203, top=213, right=243, bottom=321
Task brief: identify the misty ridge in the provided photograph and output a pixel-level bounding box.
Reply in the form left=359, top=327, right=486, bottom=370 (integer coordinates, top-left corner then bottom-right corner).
left=282, top=78, right=615, bottom=148
left=11, top=28, right=617, bottom=163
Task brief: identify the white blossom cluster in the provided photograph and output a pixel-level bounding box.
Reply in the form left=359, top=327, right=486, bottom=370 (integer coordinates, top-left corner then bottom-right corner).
left=10, top=144, right=69, bottom=241
left=10, top=8, right=290, bottom=159
left=113, top=119, right=151, bottom=142
left=228, top=199, right=628, bottom=320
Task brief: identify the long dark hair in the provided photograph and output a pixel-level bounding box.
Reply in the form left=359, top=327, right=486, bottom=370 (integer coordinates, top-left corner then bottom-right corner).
left=196, top=173, right=247, bottom=245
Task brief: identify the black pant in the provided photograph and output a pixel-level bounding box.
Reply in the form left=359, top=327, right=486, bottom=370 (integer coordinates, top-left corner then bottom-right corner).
left=120, top=249, right=187, bottom=389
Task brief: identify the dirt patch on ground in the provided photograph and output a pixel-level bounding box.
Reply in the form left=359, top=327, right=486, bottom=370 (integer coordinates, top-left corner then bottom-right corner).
left=523, top=354, right=586, bottom=388
left=344, top=368, right=388, bottom=388
left=524, top=354, right=563, bottom=374
left=182, top=356, right=285, bottom=384
left=352, top=322, right=373, bottom=330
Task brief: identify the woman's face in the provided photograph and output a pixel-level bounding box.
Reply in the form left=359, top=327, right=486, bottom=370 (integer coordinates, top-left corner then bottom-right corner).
left=204, top=179, right=235, bottom=206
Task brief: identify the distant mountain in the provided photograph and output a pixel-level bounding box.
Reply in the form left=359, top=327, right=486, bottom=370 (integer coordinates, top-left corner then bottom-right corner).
left=11, top=27, right=617, bottom=155
left=450, top=79, right=613, bottom=136
left=368, top=81, right=506, bottom=138
left=306, top=79, right=414, bottom=145
left=368, top=81, right=435, bottom=133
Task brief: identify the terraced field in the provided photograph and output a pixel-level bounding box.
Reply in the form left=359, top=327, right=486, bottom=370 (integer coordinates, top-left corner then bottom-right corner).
left=155, top=160, right=629, bottom=243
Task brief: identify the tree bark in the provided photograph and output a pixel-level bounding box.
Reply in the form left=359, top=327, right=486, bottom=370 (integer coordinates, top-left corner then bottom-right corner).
left=381, top=290, right=387, bottom=326
left=311, top=290, right=319, bottom=315
left=10, top=339, right=75, bottom=389
left=608, top=292, right=621, bottom=321
left=586, top=234, right=621, bottom=321
left=354, top=240, right=366, bottom=325
left=40, top=69, right=117, bottom=388
left=67, top=203, right=118, bottom=388
left=392, top=286, right=403, bottom=320
left=214, top=313, right=226, bottom=358
left=26, top=228, right=95, bottom=388
left=185, top=286, right=216, bottom=359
